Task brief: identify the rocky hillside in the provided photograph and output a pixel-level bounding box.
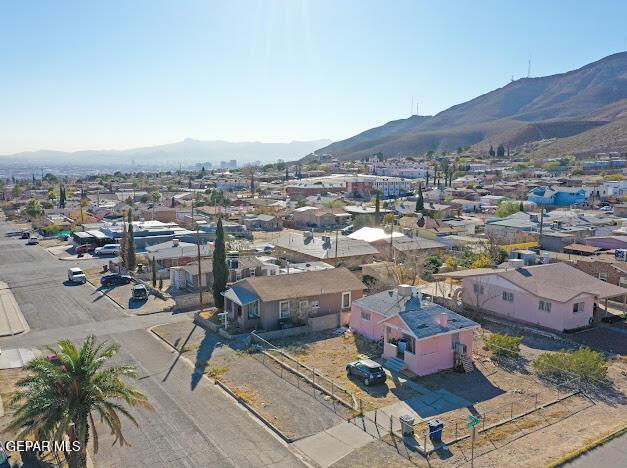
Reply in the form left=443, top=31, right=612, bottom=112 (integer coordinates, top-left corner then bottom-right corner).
left=314, top=52, right=627, bottom=159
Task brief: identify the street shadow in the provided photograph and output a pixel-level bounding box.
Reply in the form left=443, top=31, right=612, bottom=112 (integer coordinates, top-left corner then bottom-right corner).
left=191, top=329, right=220, bottom=390
left=62, top=280, right=82, bottom=287
left=162, top=323, right=198, bottom=383
left=127, top=298, right=148, bottom=309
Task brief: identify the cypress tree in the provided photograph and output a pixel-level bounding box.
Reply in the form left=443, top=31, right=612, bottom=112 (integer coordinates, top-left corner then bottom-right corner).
left=416, top=185, right=424, bottom=214
left=126, top=210, right=136, bottom=272
left=519, top=201, right=524, bottom=212
left=212, top=218, right=228, bottom=309
left=152, top=256, right=157, bottom=287
left=59, top=184, right=66, bottom=208
left=374, top=190, right=381, bottom=222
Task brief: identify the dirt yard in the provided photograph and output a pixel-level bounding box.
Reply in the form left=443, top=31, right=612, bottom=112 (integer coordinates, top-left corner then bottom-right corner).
left=151, top=320, right=345, bottom=440
left=334, top=322, right=627, bottom=468
left=273, top=331, right=421, bottom=411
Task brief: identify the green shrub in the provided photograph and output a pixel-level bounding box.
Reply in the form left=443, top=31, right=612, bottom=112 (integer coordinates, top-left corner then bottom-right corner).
left=532, top=348, right=607, bottom=384
left=485, top=333, right=522, bottom=358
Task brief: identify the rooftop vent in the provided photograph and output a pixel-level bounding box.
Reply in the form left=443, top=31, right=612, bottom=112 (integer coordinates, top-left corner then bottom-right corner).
left=508, top=259, right=524, bottom=269
left=398, top=284, right=413, bottom=297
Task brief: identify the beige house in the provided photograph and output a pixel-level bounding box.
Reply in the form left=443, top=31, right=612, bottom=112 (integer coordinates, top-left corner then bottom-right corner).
left=223, top=268, right=365, bottom=332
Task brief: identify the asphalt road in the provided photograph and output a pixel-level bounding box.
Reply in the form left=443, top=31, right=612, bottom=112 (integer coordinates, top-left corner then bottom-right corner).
left=566, top=432, right=627, bottom=467
left=0, top=222, right=304, bottom=467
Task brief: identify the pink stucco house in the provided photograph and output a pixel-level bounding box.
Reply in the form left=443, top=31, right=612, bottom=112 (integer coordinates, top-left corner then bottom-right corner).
left=350, top=286, right=480, bottom=376
left=439, top=261, right=626, bottom=332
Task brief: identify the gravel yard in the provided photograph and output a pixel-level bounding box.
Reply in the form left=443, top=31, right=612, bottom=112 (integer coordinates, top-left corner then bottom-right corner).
left=152, top=320, right=345, bottom=440
left=273, top=331, right=422, bottom=411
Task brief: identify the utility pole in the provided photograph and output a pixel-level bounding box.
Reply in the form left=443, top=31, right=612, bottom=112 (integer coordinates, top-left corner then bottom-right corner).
left=389, top=223, right=394, bottom=262
left=471, top=426, right=476, bottom=468
left=196, top=224, right=203, bottom=313
left=539, top=205, right=545, bottom=235
left=334, top=230, right=339, bottom=267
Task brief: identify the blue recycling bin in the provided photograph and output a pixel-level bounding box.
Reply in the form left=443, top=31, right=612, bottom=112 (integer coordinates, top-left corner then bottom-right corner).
left=428, top=419, right=444, bottom=443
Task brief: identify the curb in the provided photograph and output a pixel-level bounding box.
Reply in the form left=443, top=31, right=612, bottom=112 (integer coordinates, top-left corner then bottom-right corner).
left=214, top=379, right=295, bottom=443
left=546, top=423, right=627, bottom=467
left=148, top=325, right=296, bottom=444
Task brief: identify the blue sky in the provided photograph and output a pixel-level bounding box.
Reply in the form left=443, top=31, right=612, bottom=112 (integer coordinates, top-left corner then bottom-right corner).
left=0, top=0, right=625, bottom=154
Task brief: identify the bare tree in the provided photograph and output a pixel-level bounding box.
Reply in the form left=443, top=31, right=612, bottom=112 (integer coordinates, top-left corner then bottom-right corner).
left=464, top=276, right=501, bottom=316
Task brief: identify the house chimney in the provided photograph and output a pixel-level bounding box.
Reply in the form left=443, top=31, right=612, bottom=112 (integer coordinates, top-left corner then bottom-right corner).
left=173, top=239, right=180, bottom=247
left=440, top=312, right=448, bottom=327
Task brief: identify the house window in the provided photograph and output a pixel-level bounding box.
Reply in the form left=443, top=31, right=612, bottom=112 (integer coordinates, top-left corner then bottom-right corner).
left=598, top=272, right=607, bottom=282
left=248, top=301, right=260, bottom=319
left=473, top=284, right=484, bottom=294
left=620, top=277, right=627, bottom=288
left=299, top=300, right=308, bottom=312
left=539, top=300, right=552, bottom=312
left=249, top=269, right=256, bottom=277
left=235, top=271, right=242, bottom=281
left=572, top=302, right=585, bottom=313
left=342, top=292, right=351, bottom=309
left=502, top=291, right=514, bottom=302
left=361, top=311, right=370, bottom=321
left=279, top=300, right=290, bottom=319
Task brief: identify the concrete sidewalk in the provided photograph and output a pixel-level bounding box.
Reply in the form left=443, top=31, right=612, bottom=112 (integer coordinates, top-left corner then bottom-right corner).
left=0, top=281, right=29, bottom=337
left=293, top=421, right=373, bottom=467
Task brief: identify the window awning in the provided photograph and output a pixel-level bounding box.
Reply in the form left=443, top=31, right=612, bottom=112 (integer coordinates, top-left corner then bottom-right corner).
left=222, top=286, right=259, bottom=306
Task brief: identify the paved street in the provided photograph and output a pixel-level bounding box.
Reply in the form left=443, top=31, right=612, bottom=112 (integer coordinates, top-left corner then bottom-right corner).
left=566, top=432, right=627, bottom=467
left=0, top=222, right=304, bottom=467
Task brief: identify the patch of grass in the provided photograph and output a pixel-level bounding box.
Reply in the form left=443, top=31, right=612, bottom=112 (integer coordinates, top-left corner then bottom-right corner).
left=232, top=386, right=258, bottom=404
left=180, top=344, right=194, bottom=353
left=205, top=365, right=228, bottom=378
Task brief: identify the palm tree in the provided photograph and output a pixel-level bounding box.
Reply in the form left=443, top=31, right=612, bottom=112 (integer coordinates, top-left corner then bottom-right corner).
left=9, top=335, right=152, bottom=468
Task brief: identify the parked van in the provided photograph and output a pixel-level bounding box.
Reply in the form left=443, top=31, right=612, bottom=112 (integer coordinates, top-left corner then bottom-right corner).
left=67, top=267, right=87, bottom=284
left=94, top=244, right=120, bottom=256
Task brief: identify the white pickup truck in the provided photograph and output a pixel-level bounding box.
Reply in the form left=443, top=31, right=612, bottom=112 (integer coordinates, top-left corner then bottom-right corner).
left=67, top=267, right=87, bottom=284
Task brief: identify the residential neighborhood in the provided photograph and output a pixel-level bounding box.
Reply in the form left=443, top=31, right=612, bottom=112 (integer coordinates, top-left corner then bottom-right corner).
left=2, top=139, right=627, bottom=468
left=1, top=3, right=626, bottom=468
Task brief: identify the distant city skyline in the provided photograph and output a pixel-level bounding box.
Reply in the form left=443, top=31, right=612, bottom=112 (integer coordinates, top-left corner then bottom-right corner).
left=0, top=0, right=625, bottom=154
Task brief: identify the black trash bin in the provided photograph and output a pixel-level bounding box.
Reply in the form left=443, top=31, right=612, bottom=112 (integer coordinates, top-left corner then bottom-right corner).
left=428, top=419, right=444, bottom=443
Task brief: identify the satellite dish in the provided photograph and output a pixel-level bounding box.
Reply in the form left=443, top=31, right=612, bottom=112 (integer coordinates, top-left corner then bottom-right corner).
left=417, top=217, right=426, bottom=228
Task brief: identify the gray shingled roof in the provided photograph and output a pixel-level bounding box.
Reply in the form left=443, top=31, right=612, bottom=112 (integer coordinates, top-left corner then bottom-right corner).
left=235, top=267, right=364, bottom=302
left=354, top=289, right=479, bottom=339
left=274, top=232, right=379, bottom=259
left=497, top=262, right=626, bottom=302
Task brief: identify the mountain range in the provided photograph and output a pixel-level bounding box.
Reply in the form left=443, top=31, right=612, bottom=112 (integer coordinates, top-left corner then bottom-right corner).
left=314, top=52, right=627, bottom=160
left=0, top=139, right=332, bottom=167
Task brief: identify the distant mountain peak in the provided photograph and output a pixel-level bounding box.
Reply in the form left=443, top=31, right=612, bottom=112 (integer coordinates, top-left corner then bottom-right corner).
left=314, top=52, right=627, bottom=159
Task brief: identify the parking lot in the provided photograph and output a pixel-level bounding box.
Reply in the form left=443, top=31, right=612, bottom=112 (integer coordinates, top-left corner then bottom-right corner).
left=84, top=267, right=175, bottom=315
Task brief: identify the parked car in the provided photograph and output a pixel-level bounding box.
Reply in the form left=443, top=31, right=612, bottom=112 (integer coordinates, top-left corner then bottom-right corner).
left=76, top=244, right=97, bottom=255
left=67, top=267, right=87, bottom=284
left=600, top=205, right=613, bottom=213
left=94, top=244, right=120, bottom=256
left=341, top=225, right=354, bottom=235
left=131, top=284, right=149, bottom=301
left=26, top=236, right=39, bottom=245
left=100, top=273, right=132, bottom=287
left=20, top=231, right=31, bottom=239
left=346, top=359, right=387, bottom=386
